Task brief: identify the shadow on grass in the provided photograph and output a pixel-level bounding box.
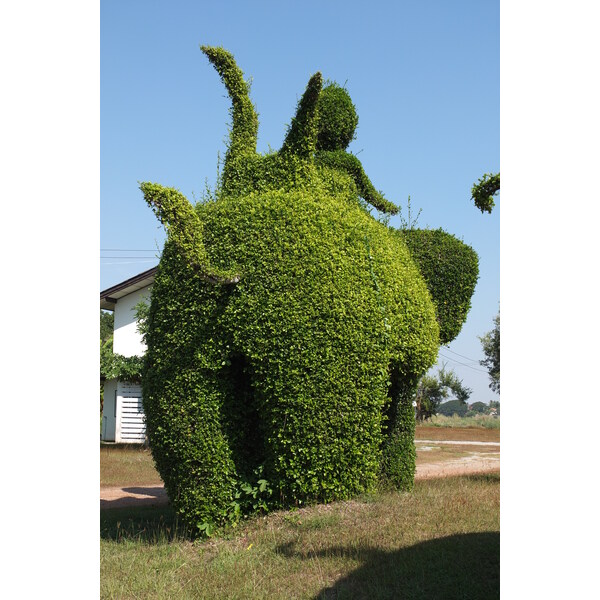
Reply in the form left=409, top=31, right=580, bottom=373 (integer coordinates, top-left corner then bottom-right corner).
left=277, top=531, right=500, bottom=600
left=100, top=504, right=195, bottom=543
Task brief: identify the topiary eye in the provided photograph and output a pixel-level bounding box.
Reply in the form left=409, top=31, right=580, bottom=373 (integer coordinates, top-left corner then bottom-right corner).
left=316, top=82, right=359, bottom=151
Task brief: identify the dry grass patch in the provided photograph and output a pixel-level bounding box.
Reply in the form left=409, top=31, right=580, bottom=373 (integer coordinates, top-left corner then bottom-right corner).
left=416, top=442, right=499, bottom=461
left=416, top=446, right=470, bottom=465
left=100, top=444, right=163, bottom=487
left=415, top=439, right=499, bottom=476
left=101, top=474, right=499, bottom=599
left=415, top=425, right=500, bottom=443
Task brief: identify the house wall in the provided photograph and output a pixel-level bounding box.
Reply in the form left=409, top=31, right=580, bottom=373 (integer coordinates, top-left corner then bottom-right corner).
left=113, top=286, right=152, bottom=357
left=102, top=379, right=118, bottom=442
left=102, top=379, right=147, bottom=443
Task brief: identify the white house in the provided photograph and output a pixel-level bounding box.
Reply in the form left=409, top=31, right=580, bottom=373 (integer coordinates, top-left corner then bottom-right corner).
left=100, top=267, right=156, bottom=443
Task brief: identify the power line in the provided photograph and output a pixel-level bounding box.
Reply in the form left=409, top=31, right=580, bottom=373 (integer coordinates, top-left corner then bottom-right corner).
left=101, top=248, right=158, bottom=252
left=438, top=352, right=488, bottom=373
left=102, top=259, right=158, bottom=266
left=442, top=347, right=481, bottom=363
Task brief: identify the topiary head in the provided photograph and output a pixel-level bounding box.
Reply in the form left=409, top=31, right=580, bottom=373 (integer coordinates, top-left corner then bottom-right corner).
left=316, top=82, right=359, bottom=151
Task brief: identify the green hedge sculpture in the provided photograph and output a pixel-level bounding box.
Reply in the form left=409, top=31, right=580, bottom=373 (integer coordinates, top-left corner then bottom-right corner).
left=140, top=46, right=477, bottom=532
left=399, top=228, right=479, bottom=345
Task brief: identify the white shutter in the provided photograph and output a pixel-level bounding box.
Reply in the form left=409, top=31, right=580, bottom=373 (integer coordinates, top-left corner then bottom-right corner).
left=115, top=382, right=146, bottom=443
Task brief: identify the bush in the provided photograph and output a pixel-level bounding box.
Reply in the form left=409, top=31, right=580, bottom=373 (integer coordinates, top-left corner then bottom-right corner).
left=399, top=228, right=479, bottom=345
left=141, top=47, right=476, bottom=533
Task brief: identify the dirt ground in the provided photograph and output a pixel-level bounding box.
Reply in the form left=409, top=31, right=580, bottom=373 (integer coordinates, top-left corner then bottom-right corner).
left=101, top=485, right=168, bottom=509
left=415, top=426, right=500, bottom=442
left=101, top=438, right=500, bottom=509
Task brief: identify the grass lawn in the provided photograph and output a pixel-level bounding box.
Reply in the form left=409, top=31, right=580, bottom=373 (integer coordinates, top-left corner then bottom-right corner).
left=101, top=473, right=499, bottom=599
left=101, top=443, right=163, bottom=487
left=101, top=425, right=499, bottom=598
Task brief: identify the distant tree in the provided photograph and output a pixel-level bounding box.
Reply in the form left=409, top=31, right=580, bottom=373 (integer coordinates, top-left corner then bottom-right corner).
left=471, top=172, right=499, bottom=214
left=467, top=402, right=490, bottom=417
left=480, top=312, right=500, bottom=393
left=489, top=400, right=500, bottom=415
left=415, top=366, right=472, bottom=421
left=100, top=310, right=113, bottom=419
left=469, top=402, right=490, bottom=414
left=100, top=310, right=114, bottom=343
left=437, top=399, right=468, bottom=417
left=415, top=374, right=446, bottom=422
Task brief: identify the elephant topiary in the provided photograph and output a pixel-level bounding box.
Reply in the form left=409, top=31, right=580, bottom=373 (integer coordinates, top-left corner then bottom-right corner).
left=140, top=46, right=478, bottom=532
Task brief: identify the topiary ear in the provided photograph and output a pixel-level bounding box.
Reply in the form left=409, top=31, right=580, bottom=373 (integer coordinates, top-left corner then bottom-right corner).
left=280, top=72, right=322, bottom=158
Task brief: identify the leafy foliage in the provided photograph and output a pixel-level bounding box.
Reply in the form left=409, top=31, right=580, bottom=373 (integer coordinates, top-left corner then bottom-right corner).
left=399, top=228, right=479, bottom=344
left=480, top=311, right=500, bottom=393
left=415, top=366, right=472, bottom=421
left=315, top=81, right=358, bottom=151
left=100, top=304, right=148, bottom=383
left=101, top=310, right=114, bottom=343
left=471, top=172, right=500, bottom=214
left=312, top=81, right=397, bottom=215
left=140, top=46, right=476, bottom=533
left=315, top=151, right=398, bottom=214
left=100, top=339, right=143, bottom=383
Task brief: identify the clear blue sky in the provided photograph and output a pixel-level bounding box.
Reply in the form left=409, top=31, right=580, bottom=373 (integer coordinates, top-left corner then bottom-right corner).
left=5, top=2, right=600, bottom=592
left=101, top=0, right=499, bottom=404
